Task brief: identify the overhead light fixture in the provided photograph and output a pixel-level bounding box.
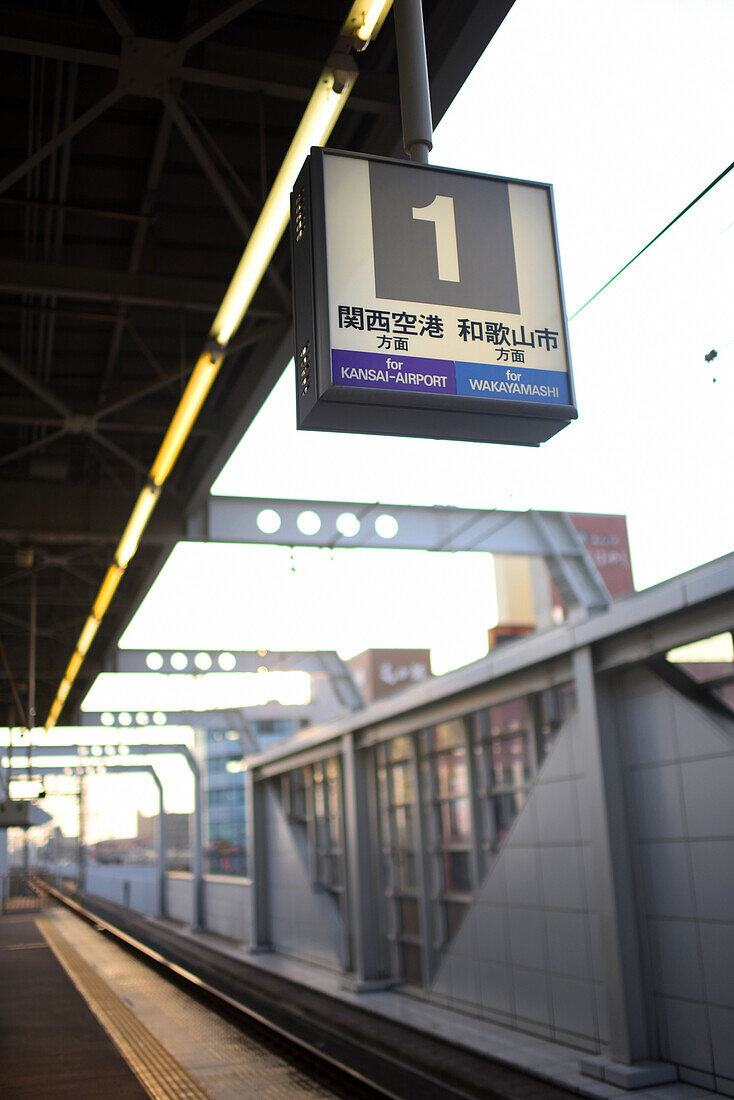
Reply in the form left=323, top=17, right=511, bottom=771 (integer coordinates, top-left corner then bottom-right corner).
left=150, top=352, right=223, bottom=487
left=75, top=616, right=99, bottom=657
left=92, top=564, right=124, bottom=621
left=343, top=0, right=393, bottom=44
left=65, top=651, right=83, bottom=683
left=115, top=483, right=160, bottom=567
left=44, top=8, right=395, bottom=732
left=211, top=67, right=356, bottom=346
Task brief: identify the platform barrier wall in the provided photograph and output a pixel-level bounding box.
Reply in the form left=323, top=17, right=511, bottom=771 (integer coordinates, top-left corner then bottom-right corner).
left=244, top=554, right=734, bottom=1091
left=85, top=863, right=158, bottom=916
left=616, top=667, right=734, bottom=1092
left=166, top=871, right=194, bottom=924
left=203, top=875, right=253, bottom=943
left=428, top=707, right=606, bottom=1053
left=40, top=863, right=253, bottom=945
left=266, top=785, right=344, bottom=971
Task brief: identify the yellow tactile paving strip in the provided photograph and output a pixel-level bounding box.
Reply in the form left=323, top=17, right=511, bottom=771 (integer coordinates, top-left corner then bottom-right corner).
left=37, top=915, right=211, bottom=1100
left=38, top=909, right=342, bottom=1100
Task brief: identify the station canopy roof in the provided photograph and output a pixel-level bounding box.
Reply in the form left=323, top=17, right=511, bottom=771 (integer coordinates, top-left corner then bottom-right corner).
left=0, top=0, right=514, bottom=726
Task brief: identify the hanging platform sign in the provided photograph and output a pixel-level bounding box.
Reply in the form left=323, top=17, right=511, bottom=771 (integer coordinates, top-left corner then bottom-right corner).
left=291, top=148, right=577, bottom=445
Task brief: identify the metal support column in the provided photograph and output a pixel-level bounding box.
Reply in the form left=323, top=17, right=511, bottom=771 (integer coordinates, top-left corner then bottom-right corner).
left=573, top=647, right=651, bottom=1065
left=28, top=564, right=37, bottom=736
left=246, top=768, right=270, bottom=951
left=341, top=733, right=387, bottom=987
left=77, top=775, right=86, bottom=894
left=191, top=760, right=205, bottom=931
left=393, top=0, right=433, bottom=163
left=0, top=821, right=8, bottom=906
left=149, top=770, right=167, bottom=920
left=409, top=730, right=434, bottom=986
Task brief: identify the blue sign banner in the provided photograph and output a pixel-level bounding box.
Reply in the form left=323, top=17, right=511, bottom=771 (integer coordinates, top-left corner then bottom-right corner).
left=455, top=361, right=570, bottom=404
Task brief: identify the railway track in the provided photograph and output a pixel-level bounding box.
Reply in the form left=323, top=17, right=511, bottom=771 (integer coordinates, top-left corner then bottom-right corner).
left=36, top=878, right=576, bottom=1100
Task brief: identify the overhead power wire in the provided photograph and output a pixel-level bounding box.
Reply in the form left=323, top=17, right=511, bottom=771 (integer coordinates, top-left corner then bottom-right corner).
left=570, top=157, right=734, bottom=320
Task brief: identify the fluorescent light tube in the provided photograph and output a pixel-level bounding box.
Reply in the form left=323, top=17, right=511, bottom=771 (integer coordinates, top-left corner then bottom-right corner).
left=65, top=651, right=83, bottom=683
left=344, top=0, right=393, bottom=43
left=211, top=69, right=355, bottom=346
left=92, top=564, right=124, bottom=621
left=115, top=484, right=160, bottom=568
left=75, top=616, right=100, bottom=657
left=150, top=352, right=223, bottom=487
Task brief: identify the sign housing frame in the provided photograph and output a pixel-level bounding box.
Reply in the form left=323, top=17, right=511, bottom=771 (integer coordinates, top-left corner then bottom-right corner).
left=291, top=147, right=577, bottom=446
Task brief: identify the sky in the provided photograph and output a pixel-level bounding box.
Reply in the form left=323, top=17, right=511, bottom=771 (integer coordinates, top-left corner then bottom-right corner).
left=6, top=0, right=734, bottom=841
left=122, top=0, right=734, bottom=667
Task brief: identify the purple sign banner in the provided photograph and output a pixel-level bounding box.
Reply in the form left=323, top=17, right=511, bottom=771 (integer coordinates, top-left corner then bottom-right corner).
left=332, top=348, right=456, bottom=395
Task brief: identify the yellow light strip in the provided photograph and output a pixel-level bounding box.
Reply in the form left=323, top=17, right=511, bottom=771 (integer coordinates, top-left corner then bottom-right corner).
left=65, top=651, right=83, bottom=683
left=76, top=615, right=100, bottom=657
left=43, top=18, right=384, bottom=731
left=149, top=352, right=223, bottom=487
left=211, top=68, right=355, bottom=346
left=92, top=564, right=124, bottom=622
left=115, top=484, right=160, bottom=567
left=343, top=0, right=393, bottom=43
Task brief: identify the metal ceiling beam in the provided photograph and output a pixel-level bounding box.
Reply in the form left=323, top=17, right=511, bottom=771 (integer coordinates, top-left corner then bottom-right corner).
left=0, top=429, right=68, bottom=471
left=0, top=86, right=124, bottom=198
left=100, top=648, right=365, bottom=715
left=97, top=106, right=173, bottom=407
left=178, top=0, right=261, bottom=53
left=95, top=0, right=134, bottom=39
left=88, top=429, right=150, bottom=479
left=0, top=349, right=71, bottom=417
left=166, top=94, right=251, bottom=238
left=191, top=496, right=570, bottom=553
left=0, top=33, right=396, bottom=113
left=187, top=496, right=611, bottom=615
left=0, top=482, right=182, bottom=544
left=0, top=401, right=214, bottom=437
left=0, top=195, right=151, bottom=225
left=179, top=54, right=396, bottom=114
left=0, top=258, right=230, bottom=313
left=0, top=35, right=120, bottom=70
left=166, top=94, right=291, bottom=309
left=112, top=646, right=356, bottom=675
left=0, top=591, right=93, bottom=609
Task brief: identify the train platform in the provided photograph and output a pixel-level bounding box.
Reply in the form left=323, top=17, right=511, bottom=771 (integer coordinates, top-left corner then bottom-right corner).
left=0, top=902, right=347, bottom=1099
left=0, top=906, right=147, bottom=1098
left=1, top=890, right=724, bottom=1100
left=173, top=921, right=722, bottom=1100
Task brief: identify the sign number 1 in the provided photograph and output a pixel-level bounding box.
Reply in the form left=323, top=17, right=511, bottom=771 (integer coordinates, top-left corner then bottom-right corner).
left=412, top=195, right=460, bottom=283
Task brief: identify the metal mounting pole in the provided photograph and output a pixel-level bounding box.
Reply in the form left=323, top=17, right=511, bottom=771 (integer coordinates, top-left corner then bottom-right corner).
left=393, top=0, right=433, bottom=163
left=77, top=776, right=86, bottom=894
left=28, top=564, right=37, bottom=743
left=190, top=755, right=204, bottom=932
left=149, top=769, right=167, bottom=920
